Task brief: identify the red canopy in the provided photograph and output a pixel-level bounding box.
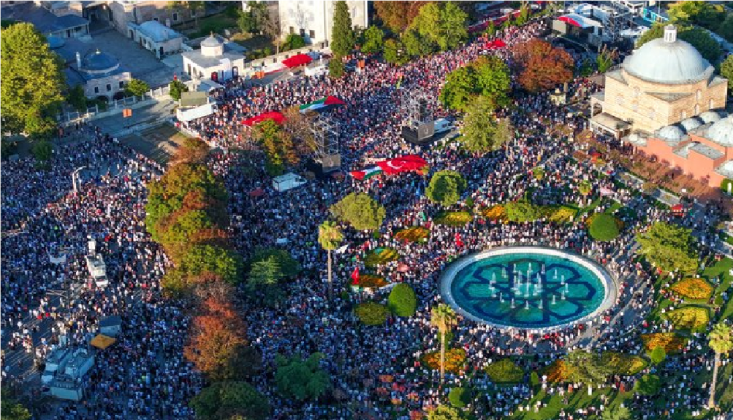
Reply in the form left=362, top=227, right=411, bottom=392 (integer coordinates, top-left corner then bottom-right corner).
left=486, top=39, right=507, bottom=49
left=375, top=155, right=428, bottom=176
left=242, top=111, right=286, bottom=127
left=249, top=188, right=265, bottom=197
left=282, top=54, right=312, bottom=68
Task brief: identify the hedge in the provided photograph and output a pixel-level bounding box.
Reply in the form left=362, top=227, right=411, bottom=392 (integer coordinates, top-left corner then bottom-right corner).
left=354, top=302, right=389, bottom=326
left=485, top=358, right=524, bottom=384
left=387, top=283, right=417, bottom=317
left=448, top=387, right=472, bottom=408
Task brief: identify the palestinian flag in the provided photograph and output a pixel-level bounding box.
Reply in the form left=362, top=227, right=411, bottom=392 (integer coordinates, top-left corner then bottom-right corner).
left=299, top=96, right=346, bottom=113
left=349, top=166, right=382, bottom=180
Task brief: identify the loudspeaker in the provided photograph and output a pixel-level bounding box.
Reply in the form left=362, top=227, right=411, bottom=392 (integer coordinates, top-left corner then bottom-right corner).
left=319, top=154, right=341, bottom=173
left=416, top=121, right=435, bottom=140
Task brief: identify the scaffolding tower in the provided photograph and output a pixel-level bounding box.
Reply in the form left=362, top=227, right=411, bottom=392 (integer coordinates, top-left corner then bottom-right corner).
left=404, top=90, right=434, bottom=129
left=310, top=113, right=339, bottom=158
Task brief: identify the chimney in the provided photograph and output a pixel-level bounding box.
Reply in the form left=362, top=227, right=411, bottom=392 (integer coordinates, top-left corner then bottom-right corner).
left=76, top=51, right=81, bottom=68
left=664, top=25, right=677, bottom=43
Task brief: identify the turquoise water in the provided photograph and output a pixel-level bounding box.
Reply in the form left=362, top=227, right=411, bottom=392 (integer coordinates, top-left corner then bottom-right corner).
left=449, top=252, right=606, bottom=329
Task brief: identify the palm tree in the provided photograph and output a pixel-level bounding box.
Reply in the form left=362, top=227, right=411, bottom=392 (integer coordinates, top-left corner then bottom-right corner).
left=318, top=221, right=343, bottom=299
left=431, top=303, right=457, bottom=384
left=708, top=322, right=733, bottom=409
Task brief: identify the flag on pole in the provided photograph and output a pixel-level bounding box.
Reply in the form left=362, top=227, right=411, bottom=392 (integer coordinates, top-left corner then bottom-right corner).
left=351, top=267, right=360, bottom=285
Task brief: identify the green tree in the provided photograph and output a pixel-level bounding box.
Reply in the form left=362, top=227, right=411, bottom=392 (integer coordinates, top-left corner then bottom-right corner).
left=238, top=1, right=269, bottom=34
left=426, top=170, right=467, bottom=207
left=388, top=283, right=417, bottom=317
left=717, top=14, right=733, bottom=44
left=189, top=381, right=270, bottom=420
left=169, top=79, right=189, bottom=100
left=474, top=56, right=511, bottom=107
left=601, top=405, right=632, bottom=420
left=578, top=180, right=592, bottom=196
left=564, top=350, right=612, bottom=395
left=384, top=38, right=404, bottom=64
left=461, top=97, right=512, bottom=154
left=439, top=66, right=476, bottom=112
left=649, top=346, right=667, bottom=365
left=667, top=1, right=726, bottom=30
left=410, top=2, right=441, bottom=51
left=361, top=25, right=384, bottom=54
left=67, top=85, right=88, bottom=112
left=633, top=374, right=661, bottom=396
left=275, top=353, right=331, bottom=401
left=431, top=303, right=457, bottom=383
left=0, top=388, right=31, bottom=420
left=448, top=387, right=472, bottom=408
left=179, top=244, right=243, bottom=285
left=318, top=221, right=343, bottom=299
left=330, top=192, right=386, bottom=231
left=438, top=2, right=468, bottom=51
left=355, top=302, right=390, bottom=325
left=426, top=404, right=463, bottom=420
left=505, top=200, right=542, bottom=222
left=249, top=248, right=300, bottom=278
left=596, top=46, right=615, bottom=73
left=125, top=79, right=150, bottom=97
left=284, top=33, right=305, bottom=50
left=636, top=24, right=721, bottom=63
left=708, top=322, right=733, bottom=408
left=1, top=23, right=65, bottom=138
left=328, top=57, right=345, bottom=78
left=402, top=28, right=433, bottom=57
left=31, top=140, right=53, bottom=162
left=721, top=54, right=733, bottom=91
left=516, top=5, right=530, bottom=26
left=636, top=222, right=698, bottom=274
left=331, top=1, right=354, bottom=57
left=589, top=214, right=620, bottom=242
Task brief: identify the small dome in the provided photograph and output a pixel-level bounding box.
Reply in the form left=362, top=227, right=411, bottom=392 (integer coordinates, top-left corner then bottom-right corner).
left=82, top=50, right=119, bottom=71
left=707, top=116, right=733, bottom=146
left=658, top=125, right=685, bottom=141
left=680, top=117, right=702, bottom=132
left=623, top=26, right=712, bottom=85
left=699, top=111, right=722, bottom=124
left=48, top=35, right=64, bottom=49
left=201, top=35, right=223, bottom=48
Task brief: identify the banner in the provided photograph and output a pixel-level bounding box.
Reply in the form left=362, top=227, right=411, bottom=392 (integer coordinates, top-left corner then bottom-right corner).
left=375, top=155, right=428, bottom=176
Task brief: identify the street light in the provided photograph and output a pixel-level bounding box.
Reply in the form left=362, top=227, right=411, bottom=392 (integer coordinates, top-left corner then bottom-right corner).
left=71, top=166, right=86, bottom=195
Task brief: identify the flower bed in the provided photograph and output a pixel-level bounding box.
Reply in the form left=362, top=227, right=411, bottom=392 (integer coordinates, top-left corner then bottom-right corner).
left=548, top=206, right=578, bottom=224
left=422, top=348, right=466, bottom=374
left=600, top=351, right=648, bottom=375
left=670, top=278, right=714, bottom=301
left=395, top=226, right=430, bottom=243
left=358, top=274, right=388, bottom=289
left=364, top=247, right=400, bottom=268
left=641, top=333, right=687, bottom=354
left=482, top=205, right=507, bottom=222
left=485, top=358, right=524, bottom=384
left=663, top=306, right=710, bottom=332
left=434, top=211, right=473, bottom=227
left=543, top=360, right=570, bottom=383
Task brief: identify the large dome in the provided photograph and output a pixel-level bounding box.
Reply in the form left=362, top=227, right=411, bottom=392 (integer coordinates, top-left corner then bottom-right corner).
left=623, top=26, right=712, bottom=85
left=82, top=50, right=119, bottom=72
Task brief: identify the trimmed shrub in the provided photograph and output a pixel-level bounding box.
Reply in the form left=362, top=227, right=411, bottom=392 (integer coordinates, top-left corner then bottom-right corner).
left=588, top=213, right=620, bottom=241
left=448, top=387, right=472, bottom=408
left=354, top=302, right=389, bottom=325
left=634, top=374, right=661, bottom=396
left=388, top=283, right=417, bottom=317
left=485, top=358, right=524, bottom=384
left=721, top=178, right=733, bottom=194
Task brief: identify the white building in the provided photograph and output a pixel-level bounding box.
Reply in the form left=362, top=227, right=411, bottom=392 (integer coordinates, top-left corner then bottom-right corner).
left=182, top=35, right=246, bottom=83
left=127, top=20, right=184, bottom=58
left=65, top=49, right=132, bottom=101
left=276, top=0, right=368, bottom=47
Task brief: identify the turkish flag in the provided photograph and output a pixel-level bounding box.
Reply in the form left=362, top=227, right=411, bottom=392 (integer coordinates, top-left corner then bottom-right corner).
left=351, top=267, right=360, bottom=285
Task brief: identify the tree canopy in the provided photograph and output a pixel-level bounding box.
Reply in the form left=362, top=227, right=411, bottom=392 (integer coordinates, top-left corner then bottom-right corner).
left=331, top=1, right=354, bottom=57
left=275, top=352, right=332, bottom=401
left=1, top=22, right=65, bottom=139
left=461, top=97, right=513, bottom=154
left=125, top=79, right=150, bottom=97
left=426, top=405, right=464, bottom=420
left=721, top=54, right=733, bottom=91
left=361, top=25, right=384, bottom=54
left=512, top=39, right=574, bottom=93
left=189, top=381, right=270, bottom=420
left=374, top=1, right=431, bottom=32
left=439, top=56, right=511, bottom=112
left=426, top=170, right=467, bottom=207
left=636, top=222, right=698, bottom=273
left=564, top=350, right=612, bottom=388
left=330, top=192, right=386, bottom=231
left=410, top=2, right=467, bottom=52
left=505, top=200, right=542, bottom=223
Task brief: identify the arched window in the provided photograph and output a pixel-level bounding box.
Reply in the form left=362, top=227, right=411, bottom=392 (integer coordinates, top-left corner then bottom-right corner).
left=681, top=110, right=687, bottom=119
left=694, top=104, right=700, bottom=115
left=696, top=90, right=702, bottom=101
left=709, top=99, right=715, bottom=109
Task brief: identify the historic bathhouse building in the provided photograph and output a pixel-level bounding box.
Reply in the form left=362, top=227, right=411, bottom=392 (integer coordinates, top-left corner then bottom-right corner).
left=65, top=49, right=132, bottom=101
left=590, top=25, right=729, bottom=187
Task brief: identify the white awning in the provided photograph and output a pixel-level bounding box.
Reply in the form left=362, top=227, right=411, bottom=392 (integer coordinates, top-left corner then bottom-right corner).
left=176, top=103, right=215, bottom=122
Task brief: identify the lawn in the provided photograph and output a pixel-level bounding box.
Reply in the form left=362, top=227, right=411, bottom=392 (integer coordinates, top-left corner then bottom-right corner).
left=641, top=332, right=688, bottom=353
left=485, top=358, right=524, bottom=384
left=433, top=211, right=473, bottom=227
left=364, top=247, right=400, bottom=268
left=662, top=306, right=710, bottom=332
left=507, top=388, right=632, bottom=420
left=701, top=257, right=733, bottom=321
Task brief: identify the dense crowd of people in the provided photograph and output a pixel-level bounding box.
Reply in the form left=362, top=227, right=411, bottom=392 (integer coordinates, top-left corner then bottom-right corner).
left=2, top=15, right=731, bottom=420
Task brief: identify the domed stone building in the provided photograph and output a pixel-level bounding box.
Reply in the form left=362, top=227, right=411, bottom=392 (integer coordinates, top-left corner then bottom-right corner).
left=181, top=34, right=246, bottom=84
left=590, top=25, right=730, bottom=188
left=66, top=49, right=132, bottom=101
left=590, top=25, right=727, bottom=138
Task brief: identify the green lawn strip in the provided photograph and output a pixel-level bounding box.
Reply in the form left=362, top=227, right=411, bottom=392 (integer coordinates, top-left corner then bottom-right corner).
left=509, top=388, right=631, bottom=420
left=577, top=198, right=603, bottom=217
left=605, top=201, right=622, bottom=214
left=701, top=257, right=733, bottom=321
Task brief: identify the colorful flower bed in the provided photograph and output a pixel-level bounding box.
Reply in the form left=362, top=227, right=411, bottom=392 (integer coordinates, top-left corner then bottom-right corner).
left=485, top=358, right=524, bottom=384
left=364, top=247, right=400, bottom=268
left=670, top=278, right=714, bottom=300
left=548, top=206, right=578, bottom=224
left=663, top=306, right=710, bottom=332
left=433, top=211, right=473, bottom=227
left=422, top=348, right=466, bottom=374
left=482, top=205, right=507, bottom=222
left=395, top=226, right=430, bottom=243
left=641, top=333, right=688, bottom=354
left=358, top=274, right=388, bottom=289
left=543, top=360, right=570, bottom=383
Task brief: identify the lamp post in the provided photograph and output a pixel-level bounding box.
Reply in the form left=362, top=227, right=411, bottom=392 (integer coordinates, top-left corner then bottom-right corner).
left=71, top=166, right=86, bottom=195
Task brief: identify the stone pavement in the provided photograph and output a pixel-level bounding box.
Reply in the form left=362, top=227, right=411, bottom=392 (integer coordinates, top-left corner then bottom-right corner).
left=119, top=123, right=191, bottom=164
left=93, top=99, right=176, bottom=138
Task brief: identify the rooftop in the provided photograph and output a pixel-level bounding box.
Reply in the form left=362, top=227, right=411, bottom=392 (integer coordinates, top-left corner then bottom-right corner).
left=689, top=142, right=723, bottom=159
left=129, top=21, right=182, bottom=43
left=2, top=2, right=88, bottom=35
left=182, top=43, right=244, bottom=68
